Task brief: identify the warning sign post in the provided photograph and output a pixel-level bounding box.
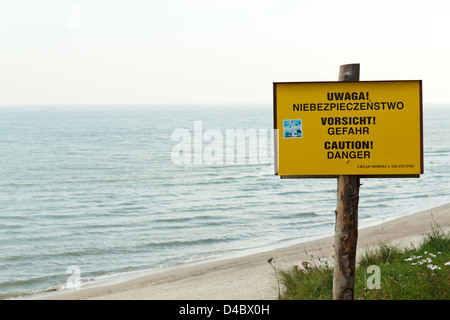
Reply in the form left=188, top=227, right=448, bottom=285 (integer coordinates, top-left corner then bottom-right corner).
left=273, top=64, right=423, bottom=300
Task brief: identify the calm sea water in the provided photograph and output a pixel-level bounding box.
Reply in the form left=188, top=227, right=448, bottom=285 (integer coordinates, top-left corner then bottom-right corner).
left=0, top=104, right=449, bottom=299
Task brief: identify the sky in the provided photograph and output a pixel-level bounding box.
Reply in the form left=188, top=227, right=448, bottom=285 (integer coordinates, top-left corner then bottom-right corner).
left=1, top=0, right=449, bottom=105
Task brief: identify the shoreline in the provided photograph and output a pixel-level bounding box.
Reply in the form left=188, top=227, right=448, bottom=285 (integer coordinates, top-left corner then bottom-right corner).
left=37, top=203, right=450, bottom=300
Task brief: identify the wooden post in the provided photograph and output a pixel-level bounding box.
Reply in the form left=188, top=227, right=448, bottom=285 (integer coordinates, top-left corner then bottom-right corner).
left=332, top=63, right=361, bottom=300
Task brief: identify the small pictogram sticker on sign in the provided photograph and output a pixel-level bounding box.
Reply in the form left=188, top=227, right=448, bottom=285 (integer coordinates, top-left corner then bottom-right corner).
left=283, top=119, right=302, bottom=138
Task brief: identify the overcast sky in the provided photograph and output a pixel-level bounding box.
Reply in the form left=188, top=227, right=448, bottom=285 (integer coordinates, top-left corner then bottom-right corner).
left=1, top=0, right=449, bottom=105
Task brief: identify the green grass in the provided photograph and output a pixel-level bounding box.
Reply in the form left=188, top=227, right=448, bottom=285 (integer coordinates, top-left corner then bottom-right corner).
left=275, top=228, right=450, bottom=300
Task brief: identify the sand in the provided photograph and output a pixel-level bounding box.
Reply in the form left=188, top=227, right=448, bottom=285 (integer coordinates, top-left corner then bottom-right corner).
left=39, top=203, right=450, bottom=300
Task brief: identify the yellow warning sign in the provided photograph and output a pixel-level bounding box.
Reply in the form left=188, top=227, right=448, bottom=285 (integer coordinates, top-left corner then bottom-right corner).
left=273, top=80, right=423, bottom=178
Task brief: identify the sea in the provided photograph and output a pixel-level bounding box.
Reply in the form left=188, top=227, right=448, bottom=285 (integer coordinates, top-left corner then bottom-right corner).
left=0, top=103, right=449, bottom=299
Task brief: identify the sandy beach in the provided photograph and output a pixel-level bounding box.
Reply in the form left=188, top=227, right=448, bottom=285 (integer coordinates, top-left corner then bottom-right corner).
left=40, top=203, right=450, bottom=300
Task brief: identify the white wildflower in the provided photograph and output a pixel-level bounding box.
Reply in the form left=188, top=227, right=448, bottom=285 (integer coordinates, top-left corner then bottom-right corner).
left=427, top=264, right=442, bottom=271
left=445, top=261, right=450, bottom=266
left=404, top=258, right=414, bottom=261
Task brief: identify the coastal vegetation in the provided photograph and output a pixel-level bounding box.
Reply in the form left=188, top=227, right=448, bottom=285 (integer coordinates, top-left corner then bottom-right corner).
left=274, top=228, right=449, bottom=300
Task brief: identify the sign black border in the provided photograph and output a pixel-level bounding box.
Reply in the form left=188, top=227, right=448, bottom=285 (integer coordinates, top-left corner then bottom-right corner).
left=273, top=80, right=423, bottom=178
